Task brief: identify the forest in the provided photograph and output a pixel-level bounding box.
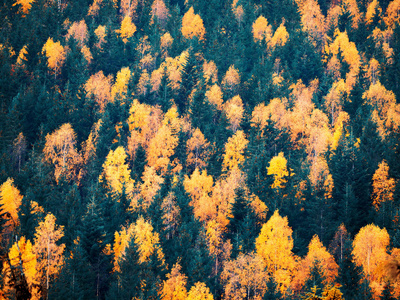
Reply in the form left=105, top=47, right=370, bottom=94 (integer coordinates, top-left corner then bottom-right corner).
left=1, top=0, right=400, bottom=298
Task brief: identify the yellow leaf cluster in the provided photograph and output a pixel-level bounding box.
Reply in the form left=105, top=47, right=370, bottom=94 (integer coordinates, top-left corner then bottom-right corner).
left=267, top=152, right=289, bottom=189
left=16, top=45, right=28, bottom=66
left=384, top=0, right=400, bottom=29
left=203, top=60, right=218, bottom=84
left=138, top=165, right=164, bottom=210
left=0, top=178, right=23, bottom=227
left=151, top=0, right=170, bottom=26
left=87, top=0, right=103, bottom=17
left=13, top=0, right=35, bottom=15
left=324, top=79, right=347, bottom=126
left=222, top=65, right=240, bottom=94
left=160, top=32, right=173, bottom=56
left=161, top=263, right=188, bottom=300
left=111, top=67, right=132, bottom=101
left=113, top=223, right=135, bottom=272
left=94, top=25, right=107, bottom=48
left=256, top=210, right=297, bottom=294
left=133, top=217, right=165, bottom=264
left=187, top=282, right=214, bottom=300
left=221, top=253, right=268, bottom=300
left=372, top=160, right=396, bottom=210
left=297, top=0, right=326, bottom=49
left=85, top=71, right=113, bottom=112
left=252, top=16, right=272, bottom=43
left=99, top=146, right=134, bottom=195
left=222, top=130, right=248, bottom=172
left=42, top=38, right=66, bottom=75
left=66, top=20, right=88, bottom=47
left=181, top=7, right=205, bottom=41
left=224, top=95, right=244, bottom=132
left=186, top=128, right=211, bottom=171
left=352, top=224, right=390, bottom=281
left=365, top=0, right=381, bottom=25
left=43, top=123, right=82, bottom=183
left=270, top=22, right=289, bottom=48
left=116, top=15, right=136, bottom=44
left=120, top=0, right=138, bottom=18
left=205, top=84, right=223, bottom=110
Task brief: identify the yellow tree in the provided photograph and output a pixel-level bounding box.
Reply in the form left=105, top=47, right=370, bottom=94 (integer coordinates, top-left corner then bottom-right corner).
left=187, top=282, right=214, bottom=300
left=372, top=160, right=396, bottom=213
left=137, top=165, right=164, bottom=211
left=252, top=15, right=272, bottom=44
left=324, top=79, right=347, bottom=126
left=151, top=0, right=170, bottom=27
left=0, top=178, right=23, bottom=228
left=116, top=15, right=136, bottom=44
left=293, top=235, right=339, bottom=292
left=224, top=95, right=244, bottom=132
left=270, top=22, right=289, bottom=48
left=222, top=65, right=240, bottom=95
left=161, top=192, right=180, bottom=240
left=352, top=224, right=390, bottom=281
left=181, top=7, right=205, bottom=41
left=111, top=67, right=132, bottom=102
left=132, top=217, right=165, bottom=264
left=112, top=223, right=135, bottom=272
left=222, top=130, right=248, bottom=172
left=94, top=25, right=107, bottom=49
left=255, top=210, right=297, bottom=294
left=13, top=0, right=35, bottom=15
left=267, top=152, right=289, bottom=190
left=206, top=220, right=232, bottom=277
left=160, top=263, right=188, bottom=300
left=205, top=84, right=223, bottom=110
left=41, top=38, right=66, bottom=78
left=147, top=124, right=179, bottom=174
left=220, top=252, right=268, bottom=300
left=384, top=0, right=400, bottom=29
left=99, top=146, right=135, bottom=196
left=43, top=123, right=82, bottom=183
left=297, top=0, right=326, bottom=49
left=85, top=71, right=113, bottom=112
left=186, top=128, right=211, bottom=172
left=66, top=20, right=88, bottom=47
left=33, top=213, right=65, bottom=298
left=203, top=60, right=218, bottom=84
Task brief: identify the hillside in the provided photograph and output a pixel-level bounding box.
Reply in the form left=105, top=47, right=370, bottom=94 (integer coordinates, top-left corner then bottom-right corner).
left=1, top=0, right=400, bottom=299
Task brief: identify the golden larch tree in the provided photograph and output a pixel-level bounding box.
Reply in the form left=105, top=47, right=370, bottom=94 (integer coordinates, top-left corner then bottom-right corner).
left=33, top=213, right=65, bottom=298
left=203, top=60, right=218, bottom=84
left=224, top=95, right=244, bottom=132
left=205, top=84, right=223, bottom=110
left=293, top=235, right=339, bottom=292
left=94, top=25, right=107, bottom=49
left=16, top=45, right=28, bottom=67
left=0, top=178, right=23, bottom=228
left=372, top=160, right=396, bottom=211
left=297, top=0, right=326, bottom=49
left=352, top=224, right=390, bottom=281
left=2, top=236, right=40, bottom=299
left=147, top=124, right=179, bottom=174
left=13, top=0, right=35, bottom=15
left=99, top=146, right=135, bottom=196
left=112, top=223, right=135, bottom=272
left=181, top=7, right=205, bottom=41
left=136, top=165, right=164, bottom=211
left=186, top=128, right=211, bottom=172
left=42, top=38, right=66, bottom=78
left=116, top=15, right=136, bottom=44
left=255, top=210, right=297, bottom=294
left=222, top=130, right=248, bottom=172
left=365, top=0, right=381, bottom=26
left=43, top=123, right=82, bottom=183
left=111, top=67, right=132, bottom=101
left=85, top=71, right=113, bottom=112
left=220, top=252, right=268, bottom=300
left=324, top=79, right=347, bottom=126
left=252, top=15, right=272, bottom=44
left=384, top=0, right=400, bottom=29
left=133, top=216, right=165, bottom=264
left=66, top=20, right=89, bottom=47
left=151, top=0, right=170, bottom=27
left=160, top=263, right=188, bottom=300
left=270, top=22, right=289, bottom=48
left=161, top=192, right=180, bottom=240
left=267, top=152, right=289, bottom=190
left=222, top=65, right=240, bottom=94
left=187, top=282, right=214, bottom=300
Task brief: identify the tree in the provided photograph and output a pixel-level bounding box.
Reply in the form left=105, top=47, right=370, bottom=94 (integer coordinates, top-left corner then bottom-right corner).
left=0, top=178, right=23, bottom=229
left=220, top=252, right=268, bottom=300
left=255, top=210, right=297, bottom=294
left=222, top=130, right=248, bottom=173
left=267, top=152, right=289, bottom=190
left=186, top=128, right=211, bottom=172
left=111, top=67, right=132, bottom=102
left=99, top=146, right=134, bottom=196
left=85, top=71, right=113, bottom=113
left=252, top=16, right=272, bottom=44
left=181, top=7, right=205, bottom=41
left=41, top=38, right=66, bottom=78
left=160, top=262, right=188, bottom=300
left=187, top=282, right=214, bottom=300
left=116, top=15, right=136, bottom=44
left=43, top=123, right=82, bottom=183
left=66, top=20, right=89, bottom=48
left=33, top=213, right=65, bottom=299
left=13, top=0, right=35, bottom=15
left=352, top=224, right=390, bottom=281
left=224, top=95, right=244, bottom=132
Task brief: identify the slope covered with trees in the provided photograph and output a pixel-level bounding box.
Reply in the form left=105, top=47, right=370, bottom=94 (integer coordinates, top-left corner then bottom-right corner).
left=1, top=0, right=400, bottom=298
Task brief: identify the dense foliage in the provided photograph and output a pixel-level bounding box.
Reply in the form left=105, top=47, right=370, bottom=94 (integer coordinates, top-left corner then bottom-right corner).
left=1, top=0, right=400, bottom=298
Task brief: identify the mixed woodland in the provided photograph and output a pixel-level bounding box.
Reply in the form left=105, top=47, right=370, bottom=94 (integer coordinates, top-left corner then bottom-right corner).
left=1, top=0, right=400, bottom=298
